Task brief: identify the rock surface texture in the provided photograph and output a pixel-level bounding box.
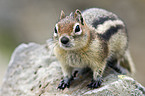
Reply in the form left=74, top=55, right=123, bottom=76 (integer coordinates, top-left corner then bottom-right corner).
left=0, top=42, right=145, bottom=96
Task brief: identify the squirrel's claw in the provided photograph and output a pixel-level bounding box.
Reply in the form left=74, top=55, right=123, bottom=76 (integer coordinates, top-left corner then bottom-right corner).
left=57, top=80, right=70, bottom=90
left=57, top=76, right=74, bottom=90
left=87, top=78, right=103, bottom=88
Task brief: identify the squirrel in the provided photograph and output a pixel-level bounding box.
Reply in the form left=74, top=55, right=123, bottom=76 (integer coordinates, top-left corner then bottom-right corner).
left=52, top=8, right=135, bottom=90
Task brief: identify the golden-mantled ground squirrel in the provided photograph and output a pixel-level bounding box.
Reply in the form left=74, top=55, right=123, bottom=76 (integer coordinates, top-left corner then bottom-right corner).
left=52, top=8, right=135, bottom=90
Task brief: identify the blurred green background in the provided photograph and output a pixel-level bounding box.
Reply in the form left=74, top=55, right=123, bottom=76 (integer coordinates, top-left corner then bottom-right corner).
left=0, top=0, right=145, bottom=87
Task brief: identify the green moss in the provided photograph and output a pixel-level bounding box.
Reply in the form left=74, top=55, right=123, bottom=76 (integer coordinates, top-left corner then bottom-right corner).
left=0, top=28, right=18, bottom=56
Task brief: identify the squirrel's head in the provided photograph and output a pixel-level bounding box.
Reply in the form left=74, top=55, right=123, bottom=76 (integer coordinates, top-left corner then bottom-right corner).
left=53, top=9, right=90, bottom=50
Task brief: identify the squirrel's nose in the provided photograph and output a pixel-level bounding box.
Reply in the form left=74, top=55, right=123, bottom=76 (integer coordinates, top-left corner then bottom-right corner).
left=61, top=36, right=69, bottom=44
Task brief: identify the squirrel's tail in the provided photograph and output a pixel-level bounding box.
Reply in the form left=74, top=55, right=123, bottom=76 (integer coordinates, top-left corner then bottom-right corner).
left=120, top=49, right=135, bottom=75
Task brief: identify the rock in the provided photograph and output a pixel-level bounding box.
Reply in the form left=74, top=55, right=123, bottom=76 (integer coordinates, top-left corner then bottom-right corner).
left=0, top=42, right=145, bottom=96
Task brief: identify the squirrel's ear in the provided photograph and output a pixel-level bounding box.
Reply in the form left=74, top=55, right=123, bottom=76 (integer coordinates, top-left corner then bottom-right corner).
left=74, top=9, right=84, bottom=25
left=60, top=10, right=66, bottom=19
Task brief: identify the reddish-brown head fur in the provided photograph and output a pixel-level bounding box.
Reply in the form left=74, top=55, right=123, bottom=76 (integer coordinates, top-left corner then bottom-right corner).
left=53, top=9, right=90, bottom=50
left=57, top=16, right=76, bottom=36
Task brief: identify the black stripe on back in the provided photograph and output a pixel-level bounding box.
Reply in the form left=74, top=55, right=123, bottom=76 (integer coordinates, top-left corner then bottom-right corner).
left=92, top=16, right=117, bottom=29
left=98, top=25, right=124, bottom=41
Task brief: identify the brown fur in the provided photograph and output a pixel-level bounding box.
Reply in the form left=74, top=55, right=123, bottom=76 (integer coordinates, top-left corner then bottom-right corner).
left=53, top=8, right=135, bottom=89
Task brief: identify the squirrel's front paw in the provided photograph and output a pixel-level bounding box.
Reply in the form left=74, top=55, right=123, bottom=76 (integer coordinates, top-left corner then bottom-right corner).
left=87, top=77, right=103, bottom=88
left=57, top=77, right=73, bottom=90
left=57, top=80, right=70, bottom=90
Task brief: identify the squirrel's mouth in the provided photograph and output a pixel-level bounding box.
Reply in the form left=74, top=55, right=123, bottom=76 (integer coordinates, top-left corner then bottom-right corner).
left=59, top=42, right=75, bottom=50
left=61, top=43, right=71, bottom=48
left=59, top=41, right=70, bottom=47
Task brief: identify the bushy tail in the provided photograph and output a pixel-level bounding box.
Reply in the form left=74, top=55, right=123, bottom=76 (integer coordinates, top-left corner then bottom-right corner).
left=120, top=49, right=135, bottom=75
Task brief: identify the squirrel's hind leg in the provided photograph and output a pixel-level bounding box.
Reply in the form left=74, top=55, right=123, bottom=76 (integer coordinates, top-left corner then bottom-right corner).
left=107, top=58, right=129, bottom=75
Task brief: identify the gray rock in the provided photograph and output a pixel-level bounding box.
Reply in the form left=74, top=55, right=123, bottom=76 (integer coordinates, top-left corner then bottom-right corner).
left=0, top=42, right=145, bottom=96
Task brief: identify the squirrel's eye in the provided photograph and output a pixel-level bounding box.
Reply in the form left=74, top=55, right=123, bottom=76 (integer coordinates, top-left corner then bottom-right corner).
left=54, top=27, right=57, bottom=33
left=54, top=24, right=58, bottom=37
left=73, top=23, right=82, bottom=35
left=75, top=25, right=80, bottom=33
